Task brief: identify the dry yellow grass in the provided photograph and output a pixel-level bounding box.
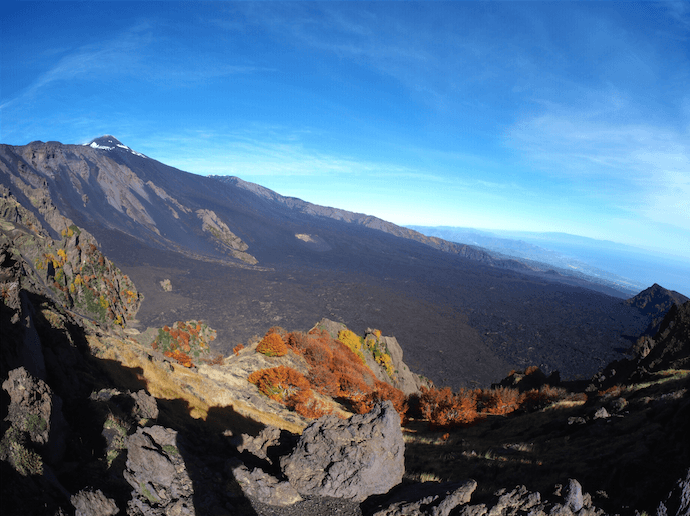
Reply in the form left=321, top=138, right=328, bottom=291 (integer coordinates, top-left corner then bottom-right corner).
left=87, top=333, right=308, bottom=434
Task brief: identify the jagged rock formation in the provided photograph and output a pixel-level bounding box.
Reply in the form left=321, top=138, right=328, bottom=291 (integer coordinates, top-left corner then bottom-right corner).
left=313, top=318, right=427, bottom=395
left=372, top=479, right=606, bottom=516
left=1, top=366, right=68, bottom=466
left=71, top=489, right=119, bottom=516
left=282, top=401, right=405, bottom=502
left=625, top=283, right=689, bottom=336
left=372, top=479, right=478, bottom=516
left=0, top=185, right=141, bottom=327
left=124, top=426, right=195, bottom=515
left=227, top=457, right=303, bottom=506
left=657, top=468, right=690, bottom=516
left=594, top=300, right=690, bottom=389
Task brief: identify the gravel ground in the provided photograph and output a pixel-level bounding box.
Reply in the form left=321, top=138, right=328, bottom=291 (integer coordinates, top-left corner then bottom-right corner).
left=246, top=495, right=364, bottom=516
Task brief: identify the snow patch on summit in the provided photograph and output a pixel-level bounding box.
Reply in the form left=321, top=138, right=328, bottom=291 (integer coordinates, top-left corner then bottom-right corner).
left=84, top=137, right=148, bottom=158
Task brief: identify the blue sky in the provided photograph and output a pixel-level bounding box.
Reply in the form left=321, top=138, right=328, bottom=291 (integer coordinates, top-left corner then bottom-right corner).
left=2, top=1, right=689, bottom=260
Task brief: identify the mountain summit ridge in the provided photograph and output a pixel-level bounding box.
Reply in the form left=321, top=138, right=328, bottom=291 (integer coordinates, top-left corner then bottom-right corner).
left=83, top=134, right=148, bottom=158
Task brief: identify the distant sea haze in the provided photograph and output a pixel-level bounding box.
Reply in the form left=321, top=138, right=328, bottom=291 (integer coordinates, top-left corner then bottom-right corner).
left=408, top=226, right=690, bottom=297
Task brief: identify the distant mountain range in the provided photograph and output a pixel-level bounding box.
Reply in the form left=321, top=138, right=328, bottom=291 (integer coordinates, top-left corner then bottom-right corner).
left=408, top=226, right=690, bottom=297
left=1, top=135, right=685, bottom=389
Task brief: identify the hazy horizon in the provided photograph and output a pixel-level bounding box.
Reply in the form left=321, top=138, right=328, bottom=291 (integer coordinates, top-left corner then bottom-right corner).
left=2, top=1, right=689, bottom=260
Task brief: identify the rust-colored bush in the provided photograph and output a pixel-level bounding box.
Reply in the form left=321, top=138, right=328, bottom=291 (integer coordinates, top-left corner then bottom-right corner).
left=351, top=380, right=408, bottom=423
left=248, top=366, right=311, bottom=404
left=256, top=332, right=288, bottom=357
left=303, top=338, right=334, bottom=367
left=525, top=365, right=540, bottom=376
left=308, top=365, right=339, bottom=397
left=598, top=385, right=623, bottom=398
left=165, top=349, right=193, bottom=368
left=481, top=386, right=521, bottom=415
left=233, top=343, right=244, bottom=356
left=285, top=331, right=308, bottom=354
left=247, top=366, right=334, bottom=419
left=294, top=398, right=332, bottom=419
left=418, top=386, right=480, bottom=429
left=520, top=385, right=567, bottom=410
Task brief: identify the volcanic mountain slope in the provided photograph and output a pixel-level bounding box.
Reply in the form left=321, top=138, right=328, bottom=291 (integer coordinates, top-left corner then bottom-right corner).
left=0, top=136, right=668, bottom=389
left=625, top=283, right=689, bottom=336
left=1, top=213, right=688, bottom=516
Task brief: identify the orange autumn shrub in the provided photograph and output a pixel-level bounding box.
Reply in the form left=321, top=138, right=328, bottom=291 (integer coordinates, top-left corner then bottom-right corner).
left=351, top=380, right=408, bottom=423
left=598, top=385, right=623, bottom=398
left=480, top=386, right=521, bottom=415
left=250, top=326, right=407, bottom=421
left=285, top=331, right=309, bottom=354
left=419, top=386, right=480, bottom=429
left=247, top=365, right=331, bottom=419
left=248, top=366, right=311, bottom=405
left=165, top=349, right=194, bottom=368
left=294, top=397, right=332, bottom=419
left=256, top=332, right=288, bottom=357
left=520, top=385, right=567, bottom=411
left=303, top=337, right=333, bottom=367
left=308, top=365, right=340, bottom=397
left=233, top=343, right=244, bottom=356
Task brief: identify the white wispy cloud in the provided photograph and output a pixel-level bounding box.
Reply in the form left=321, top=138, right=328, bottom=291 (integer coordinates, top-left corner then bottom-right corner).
left=506, top=95, right=690, bottom=230
left=155, top=127, right=444, bottom=184
left=1, top=19, right=264, bottom=114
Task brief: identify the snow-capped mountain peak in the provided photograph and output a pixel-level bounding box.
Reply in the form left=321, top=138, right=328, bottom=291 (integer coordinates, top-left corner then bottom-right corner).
left=84, top=135, right=148, bottom=158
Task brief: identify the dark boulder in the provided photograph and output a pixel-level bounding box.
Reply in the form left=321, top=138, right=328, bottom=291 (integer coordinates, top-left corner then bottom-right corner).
left=281, top=400, right=404, bottom=502
left=1, top=366, right=67, bottom=464
left=123, top=426, right=194, bottom=515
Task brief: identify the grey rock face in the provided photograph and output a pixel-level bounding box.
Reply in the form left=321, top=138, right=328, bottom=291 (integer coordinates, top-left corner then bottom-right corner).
left=236, top=425, right=297, bottom=465
left=130, top=389, right=159, bottom=420
left=71, top=489, right=119, bottom=516
left=227, top=458, right=303, bottom=506
left=365, top=330, right=427, bottom=395
left=657, top=468, right=690, bottom=516
left=281, top=401, right=405, bottom=502
left=1, top=366, right=67, bottom=464
left=124, top=426, right=194, bottom=515
left=373, top=480, right=477, bottom=516
left=563, top=478, right=584, bottom=512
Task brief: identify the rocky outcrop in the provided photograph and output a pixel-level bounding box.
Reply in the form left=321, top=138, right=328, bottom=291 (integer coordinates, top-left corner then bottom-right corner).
left=227, top=458, right=303, bottom=506
left=657, top=467, right=690, bottom=516
left=0, top=186, right=142, bottom=327
left=1, top=366, right=68, bottom=466
left=124, top=426, right=194, bottom=515
left=196, top=209, right=257, bottom=264
left=593, top=300, right=690, bottom=390
left=366, top=329, right=428, bottom=395
left=313, top=318, right=428, bottom=395
left=626, top=284, right=689, bottom=336
left=373, top=480, right=478, bottom=516
left=282, top=400, right=405, bottom=502
left=71, top=489, right=119, bottom=516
